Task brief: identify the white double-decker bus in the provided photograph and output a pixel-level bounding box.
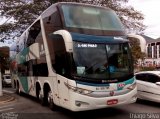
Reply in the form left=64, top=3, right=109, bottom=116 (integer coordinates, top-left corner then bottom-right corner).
left=10, top=2, right=137, bottom=111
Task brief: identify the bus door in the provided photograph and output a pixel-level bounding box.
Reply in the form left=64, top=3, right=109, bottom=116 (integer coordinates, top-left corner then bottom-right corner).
left=56, top=74, right=70, bottom=109
left=51, top=35, right=71, bottom=108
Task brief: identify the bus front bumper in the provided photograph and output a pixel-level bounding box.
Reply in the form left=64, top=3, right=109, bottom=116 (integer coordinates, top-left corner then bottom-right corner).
left=69, top=87, right=137, bottom=111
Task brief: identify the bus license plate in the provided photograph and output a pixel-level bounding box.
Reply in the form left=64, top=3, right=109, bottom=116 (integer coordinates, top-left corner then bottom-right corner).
left=107, top=99, right=118, bottom=105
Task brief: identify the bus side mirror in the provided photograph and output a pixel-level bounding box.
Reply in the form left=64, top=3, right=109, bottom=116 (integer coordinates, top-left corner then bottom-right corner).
left=49, top=31, right=73, bottom=53
left=156, top=82, right=160, bottom=86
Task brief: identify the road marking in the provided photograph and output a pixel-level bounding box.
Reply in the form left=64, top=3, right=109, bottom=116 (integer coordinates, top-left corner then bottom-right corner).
left=2, top=89, right=15, bottom=94
left=0, top=104, right=15, bottom=109
left=0, top=108, right=14, bottom=112
left=0, top=104, right=15, bottom=112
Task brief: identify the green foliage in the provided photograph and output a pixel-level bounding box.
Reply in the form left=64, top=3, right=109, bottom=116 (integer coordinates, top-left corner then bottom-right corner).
left=0, top=0, right=51, bottom=41
left=128, top=37, right=146, bottom=64
left=0, top=0, right=145, bottom=42
left=140, top=66, right=156, bottom=71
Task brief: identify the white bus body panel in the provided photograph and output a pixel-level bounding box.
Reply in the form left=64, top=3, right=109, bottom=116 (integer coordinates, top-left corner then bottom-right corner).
left=66, top=84, right=137, bottom=111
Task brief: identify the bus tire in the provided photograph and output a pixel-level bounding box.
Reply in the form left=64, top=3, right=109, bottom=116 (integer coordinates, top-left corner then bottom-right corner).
left=39, top=93, right=45, bottom=106
left=13, top=80, right=16, bottom=89
left=36, top=83, right=41, bottom=100
left=16, top=82, right=21, bottom=95
left=47, top=91, right=57, bottom=111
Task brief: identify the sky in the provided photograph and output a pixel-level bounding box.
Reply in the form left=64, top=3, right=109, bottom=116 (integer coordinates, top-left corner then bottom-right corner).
left=128, top=0, right=160, bottom=39
left=0, top=0, right=160, bottom=47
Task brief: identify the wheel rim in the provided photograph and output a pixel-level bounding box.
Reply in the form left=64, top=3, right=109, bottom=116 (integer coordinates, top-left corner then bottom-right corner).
left=48, top=91, right=53, bottom=104
left=37, top=90, right=41, bottom=99
left=38, top=90, right=43, bottom=102
left=39, top=93, right=41, bottom=99
left=19, top=87, right=21, bottom=94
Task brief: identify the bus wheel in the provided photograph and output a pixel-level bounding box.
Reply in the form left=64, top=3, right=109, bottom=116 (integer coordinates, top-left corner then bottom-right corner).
left=39, top=93, right=45, bottom=106
left=13, top=80, right=16, bottom=89
left=16, top=82, right=21, bottom=95
left=47, top=91, right=57, bottom=111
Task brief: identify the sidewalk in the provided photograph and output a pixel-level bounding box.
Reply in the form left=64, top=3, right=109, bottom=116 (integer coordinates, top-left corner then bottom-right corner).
left=0, top=93, right=15, bottom=104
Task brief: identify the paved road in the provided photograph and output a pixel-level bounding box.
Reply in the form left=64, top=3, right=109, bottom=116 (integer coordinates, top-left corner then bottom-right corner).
left=0, top=88, right=160, bottom=119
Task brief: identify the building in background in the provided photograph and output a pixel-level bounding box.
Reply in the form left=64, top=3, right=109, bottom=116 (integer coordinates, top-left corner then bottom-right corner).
left=145, top=36, right=160, bottom=67
left=128, top=34, right=160, bottom=67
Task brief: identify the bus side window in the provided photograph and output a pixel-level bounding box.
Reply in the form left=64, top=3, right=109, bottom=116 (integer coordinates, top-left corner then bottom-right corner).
left=54, top=53, right=66, bottom=75
left=33, top=63, right=48, bottom=77
left=17, top=63, right=28, bottom=76
left=26, top=21, right=41, bottom=47
left=51, top=35, right=68, bottom=76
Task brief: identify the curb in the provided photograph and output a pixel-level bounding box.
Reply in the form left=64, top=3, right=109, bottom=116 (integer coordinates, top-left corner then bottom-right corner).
left=0, top=93, right=15, bottom=104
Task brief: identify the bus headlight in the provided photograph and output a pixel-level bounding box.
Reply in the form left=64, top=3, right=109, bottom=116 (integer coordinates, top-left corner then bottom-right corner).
left=64, top=82, right=93, bottom=95
left=76, top=88, right=93, bottom=95
left=127, top=82, right=136, bottom=90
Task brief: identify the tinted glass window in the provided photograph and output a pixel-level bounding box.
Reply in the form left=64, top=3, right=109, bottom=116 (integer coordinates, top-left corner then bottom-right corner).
left=51, top=36, right=69, bottom=76
left=26, top=21, right=41, bottom=47
left=5, top=76, right=11, bottom=79
left=147, top=74, right=159, bottom=83
left=135, top=74, right=147, bottom=81
left=136, top=73, right=160, bottom=83
left=61, top=4, right=123, bottom=31
left=72, top=42, right=133, bottom=81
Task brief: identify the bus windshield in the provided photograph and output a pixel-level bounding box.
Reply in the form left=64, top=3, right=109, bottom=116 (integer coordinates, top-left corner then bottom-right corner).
left=72, top=42, right=133, bottom=83
left=61, top=4, right=124, bottom=31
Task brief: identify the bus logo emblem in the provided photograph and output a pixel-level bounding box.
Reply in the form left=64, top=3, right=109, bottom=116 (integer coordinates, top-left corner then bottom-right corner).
left=110, top=91, right=114, bottom=96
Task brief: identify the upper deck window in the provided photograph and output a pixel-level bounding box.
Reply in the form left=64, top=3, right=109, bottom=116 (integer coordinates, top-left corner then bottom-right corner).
left=61, top=4, right=124, bottom=31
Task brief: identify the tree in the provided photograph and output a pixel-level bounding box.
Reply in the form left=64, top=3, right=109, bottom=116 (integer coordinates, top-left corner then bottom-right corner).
left=0, top=0, right=51, bottom=42
left=128, top=37, right=146, bottom=65
left=0, top=0, right=145, bottom=42
left=0, top=47, right=10, bottom=74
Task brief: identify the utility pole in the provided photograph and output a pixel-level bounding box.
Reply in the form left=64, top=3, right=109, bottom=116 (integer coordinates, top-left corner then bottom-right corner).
left=0, top=64, right=3, bottom=96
